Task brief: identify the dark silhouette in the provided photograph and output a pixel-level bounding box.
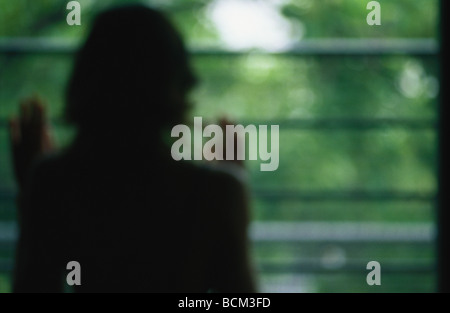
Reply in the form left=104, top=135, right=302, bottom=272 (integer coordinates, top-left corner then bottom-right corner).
left=10, top=5, right=256, bottom=292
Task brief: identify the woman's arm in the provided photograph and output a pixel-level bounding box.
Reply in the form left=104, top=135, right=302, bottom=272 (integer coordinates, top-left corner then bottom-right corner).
left=9, top=96, right=54, bottom=192
left=10, top=97, right=62, bottom=292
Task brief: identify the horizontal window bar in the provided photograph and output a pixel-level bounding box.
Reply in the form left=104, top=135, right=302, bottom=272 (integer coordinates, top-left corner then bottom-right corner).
left=0, top=118, right=438, bottom=131
left=252, top=190, right=436, bottom=202
left=0, top=221, right=435, bottom=244
left=258, top=261, right=434, bottom=274
left=0, top=38, right=439, bottom=56
left=0, top=189, right=436, bottom=203
left=250, top=222, right=434, bottom=243
left=240, top=118, right=437, bottom=130
left=0, top=260, right=434, bottom=275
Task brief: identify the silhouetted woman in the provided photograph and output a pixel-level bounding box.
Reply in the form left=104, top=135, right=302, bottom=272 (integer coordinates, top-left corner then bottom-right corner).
left=10, top=5, right=256, bottom=292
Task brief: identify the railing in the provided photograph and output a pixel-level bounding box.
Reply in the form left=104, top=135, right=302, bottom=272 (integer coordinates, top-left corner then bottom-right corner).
left=0, top=220, right=436, bottom=273
left=0, top=38, right=438, bottom=56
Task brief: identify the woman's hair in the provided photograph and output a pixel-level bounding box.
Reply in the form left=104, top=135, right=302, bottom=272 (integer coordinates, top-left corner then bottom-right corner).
left=65, top=5, right=197, bottom=132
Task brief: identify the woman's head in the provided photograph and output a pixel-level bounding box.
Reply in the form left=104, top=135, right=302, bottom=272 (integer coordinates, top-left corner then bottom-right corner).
left=66, top=5, right=196, bottom=134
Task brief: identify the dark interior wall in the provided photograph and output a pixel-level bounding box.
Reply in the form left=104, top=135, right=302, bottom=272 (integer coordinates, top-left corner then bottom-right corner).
left=438, top=0, right=448, bottom=293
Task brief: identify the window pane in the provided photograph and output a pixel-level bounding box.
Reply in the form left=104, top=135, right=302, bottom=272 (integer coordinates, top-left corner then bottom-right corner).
left=0, top=0, right=440, bottom=293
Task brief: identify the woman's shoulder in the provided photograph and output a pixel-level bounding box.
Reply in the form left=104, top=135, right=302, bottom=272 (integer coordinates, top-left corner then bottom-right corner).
left=185, top=161, right=247, bottom=184
left=174, top=161, right=248, bottom=197
left=185, top=162, right=250, bottom=221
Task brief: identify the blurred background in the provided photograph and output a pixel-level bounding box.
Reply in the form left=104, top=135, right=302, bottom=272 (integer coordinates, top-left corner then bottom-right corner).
left=0, top=0, right=440, bottom=292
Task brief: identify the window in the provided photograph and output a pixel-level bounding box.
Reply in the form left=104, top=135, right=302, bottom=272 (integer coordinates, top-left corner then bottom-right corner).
left=0, top=0, right=440, bottom=292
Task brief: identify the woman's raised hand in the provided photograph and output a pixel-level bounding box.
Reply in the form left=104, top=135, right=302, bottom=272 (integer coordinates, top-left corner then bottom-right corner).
left=9, top=96, right=54, bottom=190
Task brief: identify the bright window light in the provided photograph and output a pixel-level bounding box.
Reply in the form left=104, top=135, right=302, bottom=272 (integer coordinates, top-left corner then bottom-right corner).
left=207, top=0, right=299, bottom=51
